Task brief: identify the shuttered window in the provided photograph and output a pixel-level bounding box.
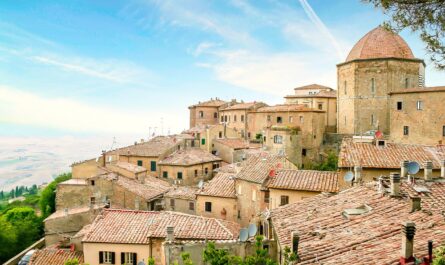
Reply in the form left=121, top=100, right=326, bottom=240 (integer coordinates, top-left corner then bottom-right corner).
left=99, top=251, right=115, bottom=264
left=121, top=252, right=137, bottom=265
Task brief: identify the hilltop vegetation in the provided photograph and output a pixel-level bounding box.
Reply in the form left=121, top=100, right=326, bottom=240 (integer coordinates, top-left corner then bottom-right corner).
left=0, top=173, right=71, bottom=263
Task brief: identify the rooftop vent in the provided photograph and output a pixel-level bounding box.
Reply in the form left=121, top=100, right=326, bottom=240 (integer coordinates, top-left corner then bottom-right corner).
left=342, top=204, right=372, bottom=219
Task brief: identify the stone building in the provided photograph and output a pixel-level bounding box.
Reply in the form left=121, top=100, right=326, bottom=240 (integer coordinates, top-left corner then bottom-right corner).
left=264, top=126, right=302, bottom=167
left=212, top=138, right=257, bottom=163
left=284, top=84, right=337, bottom=132
left=188, top=98, right=228, bottom=128
left=337, top=26, right=425, bottom=135
left=81, top=209, right=240, bottom=265
left=158, top=148, right=222, bottom=186
left=163, top=186, right=197, bottom=215
left=338, top=137, right=445, bottom=189
left=389, top=86, right=445, bottom=145
left=183, top=123, right=238, bottom=153
left=218, top=101, right=267, bottom=139
left=266, top=169, right=338, bottom=209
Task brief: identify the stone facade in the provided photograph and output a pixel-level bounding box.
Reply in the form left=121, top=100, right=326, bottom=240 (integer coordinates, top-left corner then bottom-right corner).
left=55, top=179, right=90, bottom=210
left=218, top=102, right=267, bottom=139
left=184, top=124, right=239, bottom=153
left=71, top=159, right=101, bottom=179
left=188, top=98, right=228, bottom=128
left=196, top=195, right=238, bottom=222
left=389, top=87, right=445, bottom=145
left=158, top=162, right=219, bottom=186
left=264, top=127, right=302, bottom=167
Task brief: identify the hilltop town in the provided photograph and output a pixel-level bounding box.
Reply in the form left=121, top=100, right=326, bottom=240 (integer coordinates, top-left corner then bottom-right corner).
left=12, top=27, right=445, bottom=265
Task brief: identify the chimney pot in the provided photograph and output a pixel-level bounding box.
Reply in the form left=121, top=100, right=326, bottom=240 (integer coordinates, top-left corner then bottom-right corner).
left=410, top=196, right=421, bottom=212
left=166, top=226, right=174, bottom=242
left=424, top=161, right=433, bottom=181
left=401, top=221, right=416, bottom=260
left=390, top=172, right=401, bottom=196
left=401, top=160, right=409, bottom=178
left=441, top=159, right=445, bottom=178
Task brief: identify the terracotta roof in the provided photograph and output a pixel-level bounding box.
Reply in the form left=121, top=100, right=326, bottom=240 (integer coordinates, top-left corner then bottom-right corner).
left=198, top=172, right=237, bottom=198
left=29, top=249, right=84, bottom=265
left=159, top=148, right=222, bottom=166
left=213, top=138, right=250, bottom=150
left=82, top=209, right=240, bottom=243
left=44, top=205, right=102, bottom=221
left=220, top=102, right=266, bottom=111
left=236, top=153, right=288, bottom=184
left=338, top=138, right=445, bottom=169
left=267, top=170, right=339, bottom=193
left=270, top=180, right=445, bottom=264
left=254, top=104, right=324, bottom=113
left=389, top=86, right=445, bottom=95
left=165, top=186, right=197, bottom=200
left=346, top=26, right=416, bottom=62
left=58, top=179, right=87, bottom=185
left=114, top=161, right=147, bottom=173
left=189, top=99, right=227, bottom=108
left=285, top=90, right=337, bottom=99
left=118, top=136, right=183, bottom=157
left=103, top=173, right=171, bottom=201
left=293, top=84, right=333, bottom=91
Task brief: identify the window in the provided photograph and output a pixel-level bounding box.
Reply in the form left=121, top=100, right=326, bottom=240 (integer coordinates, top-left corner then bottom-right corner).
left=344, top=81, right=347, bottom=95
left=370, top=78, right=375, bottom=93
left=204, top=168, right=208, bottom=175
left=267, top=115, right=271, bottom=122
left=189, top=202, right=195, bottom=211
left=247, top=132, right=251, bottom=138
left=289, top=116, right=293, bottom=123
left=405, top=77, right=409, bottom=89
left=224, top=115, right=228, bottom=122
left=280, top=195, right=289, bottom=206
left=273, top=135, right=283, bottom=144
left=397, top=101, right=403, bottom=110
left=214, top=112, right=218, bottom=118
left=99, top=251, right=115, bottom=264
left=221, top=116, right=224, bottom=122
left=219, top=131, right=223, bottom=138
left=371, top=114, right=375, bottom=126
left=252, top=190, right=257, bottom=201
left=90, top=180, right=95, bottom=186
left=403, top=126, right=409, bottom=136
left=263, top=136, right=266, bottom=143
left=277, top=116, right=283, bottom=123
left=177, top=172, right=183, bottom=179
left=137, top=160, right=143, bottom=166
left=417, top=101, right=423, bottom=110
left=201, top=138, right=206, bottom=145
left=170, top=199, right=175, bottom=208
left=302, top=149, right=307, bottom=156
left=90, top=197, right=95, bottom=205
left=264, top=190, right=270, bottom=203
left=121, top=252, right=137, bottom=265
left=199, top=111, right=204, bottom=118
left=299, top=116, right=304, bottom=124
left=241, top=115, right=245, bottom=122
left=234, top=115, right=237, bottom=122
left=195, top=169, right=198, bottom=177
left=238, top=210, right=241, bottom=219
left=318, top=103, right=323, bottom=110
left=163, top=171, right=168, bottom=178
left=443, top=125, right=445, bottom=137
left=205, top=202, right=212, bottom=212
left=150, top=161, right=156, bottom=172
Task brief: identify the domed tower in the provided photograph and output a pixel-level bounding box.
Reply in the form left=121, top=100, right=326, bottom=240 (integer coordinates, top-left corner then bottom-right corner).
left=337, top=26, right=425, bottom=135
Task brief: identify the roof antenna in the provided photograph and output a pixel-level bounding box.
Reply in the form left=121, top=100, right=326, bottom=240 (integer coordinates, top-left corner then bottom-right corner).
left=110, top=137, right=116, bottom=150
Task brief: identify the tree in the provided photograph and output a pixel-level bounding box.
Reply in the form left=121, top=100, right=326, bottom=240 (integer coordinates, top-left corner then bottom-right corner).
left=40, top=173, right=72, bottom=217
left=243, top=235, right=276, bottom=265
left=0, top=218, right=17, bottom=263
left=363, top=0, right=445, bottom=70
left=0, top=191, right=4, bottom=200
left=282, top=247, right=298, bottom=265
left=433, top=246, right=445, bottom=265
left=2, top=207, right=43, bottom=251
left=310, top=152, right=338, bottom=171
left=64, top=258, right=90, bottom=265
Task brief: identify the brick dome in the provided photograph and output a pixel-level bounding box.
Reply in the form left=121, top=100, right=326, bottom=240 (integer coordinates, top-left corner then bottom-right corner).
left=345, top=26, right=415, bottom=62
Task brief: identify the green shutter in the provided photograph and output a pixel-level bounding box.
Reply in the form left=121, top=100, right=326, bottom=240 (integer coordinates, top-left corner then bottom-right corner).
left=177, top=172, right=183, bottom=179
left=150, top=161, right=156, bottom=171
left=201, top=138, right=206, bottom=145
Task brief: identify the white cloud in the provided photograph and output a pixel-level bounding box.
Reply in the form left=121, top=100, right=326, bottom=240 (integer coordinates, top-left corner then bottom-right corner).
left=0, top=86, right=183, bottom=134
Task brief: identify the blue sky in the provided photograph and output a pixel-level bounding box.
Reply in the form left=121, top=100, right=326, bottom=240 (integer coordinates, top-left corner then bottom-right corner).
left=1, top=0, right=444, bottom=138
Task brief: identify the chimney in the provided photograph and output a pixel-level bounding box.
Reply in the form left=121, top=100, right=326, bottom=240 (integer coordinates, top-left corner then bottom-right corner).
left=441, top=159, right=445, bottom=178
left=101, top=150, right=106, bottom=167
left=390, top=172, right=401, bottom=196
left=424, top=161, right=433, bottom=181
left=428, top=240, right=433, bottom=263
left=166, top=226, right=174, bottom=242
left=400, top=221, right=416, bottom=262
left=410, top=196, right=421, bottom=212
left=354, top=166, right=362, bottom=183
left=291, top=231, right=299, bottom=255
left=401, top=160, right=409, bottom=178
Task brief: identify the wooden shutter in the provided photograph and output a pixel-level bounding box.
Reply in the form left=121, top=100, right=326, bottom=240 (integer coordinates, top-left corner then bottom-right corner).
left=121, top=252, right=125, bottom=265
left=99, top=251, right=103, bottom=264
left=111, top=252, right=115, bottom=264
left=133, top=253, right=137, bottom=265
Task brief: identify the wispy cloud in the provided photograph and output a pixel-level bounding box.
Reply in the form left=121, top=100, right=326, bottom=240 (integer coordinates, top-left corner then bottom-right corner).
left=0, top=86, right=182, bottom=134
left=298, top=0, right=344, bottom=60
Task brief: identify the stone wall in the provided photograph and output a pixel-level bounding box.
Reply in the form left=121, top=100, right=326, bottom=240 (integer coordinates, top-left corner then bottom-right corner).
left=164, top=196, right=196, bottom=215
left=72, top=159, right=100, bottom=179
left=159, top=162, right=218, bottom=186
left=189, top=106, right=220, bottom=128
left=196, top=195, right=238, bottom=223
left=56, top=182, right=91, bottom=210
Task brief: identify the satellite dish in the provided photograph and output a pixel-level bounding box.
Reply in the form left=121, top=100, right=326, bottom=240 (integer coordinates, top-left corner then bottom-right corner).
left=239, top=228, right=248, bottom=242
left=408, top=161, right=420, bottom=175
left=248, top=224, right=257, bottom=237
left=137, top=261, right=146, bottom=265
left=197, top=180, right=204, bottom=189
left=344, top=171, right=354, bottom=182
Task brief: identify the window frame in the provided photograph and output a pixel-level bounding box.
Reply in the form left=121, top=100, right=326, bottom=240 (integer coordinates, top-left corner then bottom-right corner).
left=189, top=202, right=195, bottom=211
left=403, top=126, right=409, bottom=136
left=396, top=101, right=403, bottom=110
left=150, top=161, right=156, bottom=172
left=205, top=202, right=212, bottom=212
left=416, top=100, right=423, bottom=110
left=177, top=172, right=183, bottom=179
left=280, top=195, right=289, bottom=206
left=162, top=171, right=168, bottom=178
